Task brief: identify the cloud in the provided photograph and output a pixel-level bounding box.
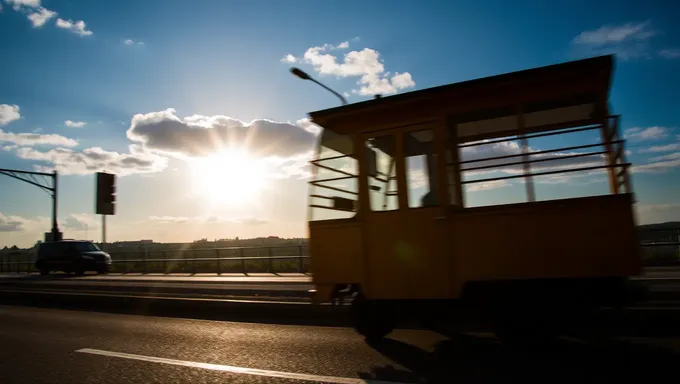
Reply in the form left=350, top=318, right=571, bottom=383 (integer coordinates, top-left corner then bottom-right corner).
left=570, top=21, right=658, bottom=60
left=659, top=49, right=680, bottom=59
left=649, top=152, right=680, bottom=162
left=572, top=21, right=656, bottom=45
left=148, top=216, right=190, bottom=224
left=280, top=54, right=297, bottom=63
left=402, top=139, right=607, bottom=190
left=12, top=145, right=168, bottom=176
left=459, top=140, right=603, bottom=176
left=636, top=203, right=680, bottom=225
left=0, top=212, right=26, bottom=232
left=638, top=133, right=680, bottom=153
left=639, top=143, right=680, bottom=153
left=149, top=215, right=267, bottom=225
left=55, top=18, right=92, bottom=36
left=127, top=109, right=321, bottom=180
left=62, top=213, right=97, bottom=231
left=531, top=170, right=607, bottom=185
left=263, top=151, right=314, bottom=180
left=124, top=39, right=144, bottom=46
left=5, top=0, right=40, bottom=9
left=631, top=129, right=679, bottom=172
left=4, top=1, right=57, bottom=28
left=26, top=6, right=55, bottom=27
left=294, top=117, right=322, bottom=136
left=0, top=212, right=97, bottom=234
left=6, top=0, right=93, bottom=38
left=467, top=180, right=511, bottom=192
left=638, top=203, right=680, bottom=213
left=631, top=158, right=680, bottom=173
left=354, top=71, right=416, bottom=96
left=624, top=126, right=670, bottom=141
left=127, top=108, right=317, bottom=160
left=285, top=41, right=416, bottom=95
left=207, top=216, right=268, bottom=225
left=302, top=46, right=384, bottom=77
left=0, top=129, right=78, bottom=146
left=0, top=104, right=21, bottom=126
left=64, top=120, right=86, bottom=128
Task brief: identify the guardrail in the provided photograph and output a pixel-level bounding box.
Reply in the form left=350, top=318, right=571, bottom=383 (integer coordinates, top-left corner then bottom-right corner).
left=0, top=245, right=311, bottom=275
left=0, top=242, right=678, bottom=275
left=640, top=242, right=680, bottom=247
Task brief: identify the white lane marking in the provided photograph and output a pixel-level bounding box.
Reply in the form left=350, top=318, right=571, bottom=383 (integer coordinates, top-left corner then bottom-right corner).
left=75, top=348, right=409, bottom=384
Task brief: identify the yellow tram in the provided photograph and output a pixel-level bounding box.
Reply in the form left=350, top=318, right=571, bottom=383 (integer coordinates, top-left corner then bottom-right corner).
left=302, top=55, right=641, bottom=342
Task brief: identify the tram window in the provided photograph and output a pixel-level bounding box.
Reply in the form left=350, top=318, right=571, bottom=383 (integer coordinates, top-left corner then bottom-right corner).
left=445, top=149, right=463, bottom=207
left=405, top=130, right=438, bottom=208
left=366, top=135, right=398, bottom=211
left=309, top=130, right=358, bottom=221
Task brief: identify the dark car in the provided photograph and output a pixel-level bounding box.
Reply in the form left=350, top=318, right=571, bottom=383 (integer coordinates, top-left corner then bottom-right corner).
left=35, top=240, right=112, bottom=275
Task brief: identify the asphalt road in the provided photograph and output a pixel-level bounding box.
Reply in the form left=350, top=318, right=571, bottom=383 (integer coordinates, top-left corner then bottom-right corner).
left=1, top=305, right=680, bottom=384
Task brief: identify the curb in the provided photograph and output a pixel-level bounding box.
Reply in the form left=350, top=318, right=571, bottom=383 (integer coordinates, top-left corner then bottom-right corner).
left=0, top=288, right=351, bottom=327
left=0, top=273, right=313, bottom=285
left=0, top=281, right=311, bottom=299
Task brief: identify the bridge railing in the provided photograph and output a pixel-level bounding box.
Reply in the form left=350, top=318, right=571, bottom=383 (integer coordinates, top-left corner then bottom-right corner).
left=0, top=245, right=311, bottom=275
left=1, top=241, right=679, bottom=275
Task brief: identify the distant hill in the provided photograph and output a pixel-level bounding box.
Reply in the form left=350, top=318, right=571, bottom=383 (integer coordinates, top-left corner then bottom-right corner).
left=638, top=222, right=680, bottom=231
left=637, top=221, right=680, bottom=243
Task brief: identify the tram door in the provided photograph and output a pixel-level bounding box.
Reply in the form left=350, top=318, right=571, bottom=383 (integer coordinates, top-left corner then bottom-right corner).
left=362, top=125, right=452, bottom=300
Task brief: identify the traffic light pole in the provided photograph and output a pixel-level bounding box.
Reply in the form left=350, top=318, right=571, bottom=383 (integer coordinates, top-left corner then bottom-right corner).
left=101, top=214, right=106, bottom=252
left=0, top=168, right=61, bottom=241
left=95, top=172, right=116, bottom=251
left=52, top=170, right=59, bottom=241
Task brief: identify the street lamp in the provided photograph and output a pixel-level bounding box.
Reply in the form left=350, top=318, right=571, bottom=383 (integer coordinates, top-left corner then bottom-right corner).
left=290, top=67, right=347, bottom=106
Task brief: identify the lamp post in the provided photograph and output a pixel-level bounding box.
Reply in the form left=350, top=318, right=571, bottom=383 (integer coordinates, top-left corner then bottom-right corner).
left=290, top=67, right=347, bottom=106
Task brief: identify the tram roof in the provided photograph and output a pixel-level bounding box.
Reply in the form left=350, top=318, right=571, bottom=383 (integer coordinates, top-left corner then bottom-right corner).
left=308, top=55, right=614, bottom=140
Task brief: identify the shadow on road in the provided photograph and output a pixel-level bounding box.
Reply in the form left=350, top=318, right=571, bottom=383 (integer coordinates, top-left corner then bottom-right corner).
left=359, top=333, right=679, bottom=383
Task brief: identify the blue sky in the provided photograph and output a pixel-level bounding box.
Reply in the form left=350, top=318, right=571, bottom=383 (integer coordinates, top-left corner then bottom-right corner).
left=1, top=0, right=679, bottom=247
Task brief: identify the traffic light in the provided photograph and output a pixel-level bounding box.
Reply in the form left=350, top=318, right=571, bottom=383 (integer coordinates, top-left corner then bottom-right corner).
left=96, top=172, right=116, bottom=215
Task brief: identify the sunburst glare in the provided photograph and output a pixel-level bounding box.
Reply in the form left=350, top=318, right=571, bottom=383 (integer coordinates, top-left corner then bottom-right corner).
left=189, top=149, right=268, bottom=207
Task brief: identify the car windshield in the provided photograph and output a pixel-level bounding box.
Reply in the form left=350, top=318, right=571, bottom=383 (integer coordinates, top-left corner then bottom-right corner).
left=74, top=242, right=100, bottom=252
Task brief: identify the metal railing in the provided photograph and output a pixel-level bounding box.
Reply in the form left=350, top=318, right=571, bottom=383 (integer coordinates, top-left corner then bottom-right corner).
left=455, top=116, right=631, bottom=204
left=1, top=240, right=679, bottom=275
left=0, top=245, right=310, bottom=275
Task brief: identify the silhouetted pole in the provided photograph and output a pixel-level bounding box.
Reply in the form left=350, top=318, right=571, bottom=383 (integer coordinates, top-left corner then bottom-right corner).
left=102, top=215, right=106, bottom=252
left=51, top=170, right=59, bottom=241
left=290, top=67, right=347, bottom=105
left=0, top=167, right=60, bottom=242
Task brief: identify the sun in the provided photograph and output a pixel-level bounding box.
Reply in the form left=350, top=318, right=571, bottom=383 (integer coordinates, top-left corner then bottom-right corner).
left=189, top=149, right=268, bottom=206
